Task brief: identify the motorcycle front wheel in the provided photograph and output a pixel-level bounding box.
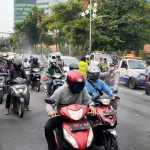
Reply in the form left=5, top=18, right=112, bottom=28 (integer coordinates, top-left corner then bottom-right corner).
left=0, top=90, right=4, bottom=104
left=36, top=80, right=40, bottom=92
left=18, top=102, right=24, bottom=118
left=105, top=134, right=118, bottom=150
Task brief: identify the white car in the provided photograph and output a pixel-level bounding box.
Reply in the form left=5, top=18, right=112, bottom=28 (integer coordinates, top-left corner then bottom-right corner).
left=118, top=59, right=146, bottom=89
left=62, top=56, right=79, bottom=72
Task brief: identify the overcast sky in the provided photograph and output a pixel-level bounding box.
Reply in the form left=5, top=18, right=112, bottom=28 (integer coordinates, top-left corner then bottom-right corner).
left=0, top=0, right=14, bottom=36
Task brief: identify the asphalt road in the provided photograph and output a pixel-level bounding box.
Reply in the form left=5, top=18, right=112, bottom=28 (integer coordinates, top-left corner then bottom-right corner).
left=0, top=79, right=150, bottom=150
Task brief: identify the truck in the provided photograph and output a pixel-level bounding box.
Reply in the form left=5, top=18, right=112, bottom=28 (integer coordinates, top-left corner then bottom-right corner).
left=90, top=51, right=113, bottom=65
left=118, top=58, right=146, bottom=89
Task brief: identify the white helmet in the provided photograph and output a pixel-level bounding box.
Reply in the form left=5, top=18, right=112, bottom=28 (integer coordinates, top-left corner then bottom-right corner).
left=55, top=52, right=61, bottom=57
left=49, top=58, right=56, bottom=66
left=85, top=55, right=90, bottom=59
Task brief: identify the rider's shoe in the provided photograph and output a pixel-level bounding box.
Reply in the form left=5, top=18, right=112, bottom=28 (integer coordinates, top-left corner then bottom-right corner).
left=5, top=108, right=9, bottom=115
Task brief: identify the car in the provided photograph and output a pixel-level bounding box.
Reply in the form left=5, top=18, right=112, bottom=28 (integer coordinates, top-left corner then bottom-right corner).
left=61, top=56, right=79, bottom=72
left=118, top=58, right=146, bottom=89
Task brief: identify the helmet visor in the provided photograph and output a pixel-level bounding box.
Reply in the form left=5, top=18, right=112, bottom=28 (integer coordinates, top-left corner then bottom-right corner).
left=70, top=82, right=85, bottom=93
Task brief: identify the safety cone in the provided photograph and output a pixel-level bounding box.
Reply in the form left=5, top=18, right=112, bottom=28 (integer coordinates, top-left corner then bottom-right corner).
left=42, top=69, right=48, bottom=81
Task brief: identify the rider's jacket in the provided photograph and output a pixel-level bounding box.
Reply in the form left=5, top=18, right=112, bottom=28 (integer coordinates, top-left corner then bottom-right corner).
left=23, top=61, right=30, bottom=68
left=46, top=83, right=94, bottom=113
left=30, top=62, right=40, bottom=70
left=9, top=68, right=28, bottom=81
left=78, top=61, right=88, bottom=76
left=45, top=65, right=63, bottom=77
left=85, top=78, right=116, bottom=98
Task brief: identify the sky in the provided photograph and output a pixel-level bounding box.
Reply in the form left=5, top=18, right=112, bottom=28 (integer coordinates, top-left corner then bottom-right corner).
left=0, top=0, right=14, bottom=37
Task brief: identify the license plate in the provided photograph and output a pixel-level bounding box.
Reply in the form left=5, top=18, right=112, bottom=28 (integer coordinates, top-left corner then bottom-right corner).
left=18, top=89, right=24, bottom=93
left=69, top=123, right=90, bottom=131
left=103, top=110, right=116, bottom=116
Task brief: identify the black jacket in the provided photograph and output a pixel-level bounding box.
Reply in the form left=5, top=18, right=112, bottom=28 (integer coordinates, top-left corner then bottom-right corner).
left=9, top=68, right=28, bottom=81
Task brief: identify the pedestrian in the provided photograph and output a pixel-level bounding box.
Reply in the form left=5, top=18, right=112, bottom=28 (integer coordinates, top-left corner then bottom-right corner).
left=101, top=58, right=109, bottom=72
left=78, top=56, right=88, bottom=76
left=97, top=57, right=103, bottom=71
left=145, top=60, right=150, bottom=96
left=55, top=52, right=64, bottom=71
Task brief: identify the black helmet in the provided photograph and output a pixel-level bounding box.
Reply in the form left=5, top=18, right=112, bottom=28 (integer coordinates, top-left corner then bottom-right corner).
left=87, top=64, right=100, bottom=80
left=13, top=59, right=22, bottom=70
left=146, top=60, right=150, bottom=65
left=69, top=63, right=79, bottom=71
left=6, top=59, right=12, bottom=65
left=33, top=57, right=38, bottom=63
left=81, top=56, right=86, bottom=62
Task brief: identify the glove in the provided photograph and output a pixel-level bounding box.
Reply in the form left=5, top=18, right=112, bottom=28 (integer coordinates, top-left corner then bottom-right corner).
left=112, top=96, right=120, bottom=102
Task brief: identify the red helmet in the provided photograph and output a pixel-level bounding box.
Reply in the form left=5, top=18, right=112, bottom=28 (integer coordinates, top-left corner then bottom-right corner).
left=67, top=70, right=85, bottom=93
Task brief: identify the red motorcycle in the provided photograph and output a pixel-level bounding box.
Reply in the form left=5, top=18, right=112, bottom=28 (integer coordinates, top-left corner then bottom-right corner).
left=88, top=95, right=118, bottom=150
left=45, top=99, right=94, bottom=150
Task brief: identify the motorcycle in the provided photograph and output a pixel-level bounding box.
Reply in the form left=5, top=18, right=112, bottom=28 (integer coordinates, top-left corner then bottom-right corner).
left=11, top=77, right=30, bottom=118
left=88, top=95, right=118, bottom=150
left=23, top=67, right=30, bottom=78
left=0, top=73, right=9, bottom=104
left=44, top=73, right=64, bottom=96
left=45, top=99, right=93, bottom=150
left=30, top=68, right=41, bottom=92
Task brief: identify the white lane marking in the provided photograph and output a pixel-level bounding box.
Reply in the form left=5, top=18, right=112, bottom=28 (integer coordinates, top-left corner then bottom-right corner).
left=118, top=87, right=143, bottom=95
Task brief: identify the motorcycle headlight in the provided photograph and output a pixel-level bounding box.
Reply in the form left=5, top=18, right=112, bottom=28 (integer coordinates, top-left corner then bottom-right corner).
left=63, top=129, right=78, bottom=149
left=23, top=87, right=28, bottom=94
left=13, top=87, right=19, bottom=94
left=101, top=99, right=110, bottom=105
left=68, top=108, right=83, bottom=121
left=87, top=127, right=93, bottom=147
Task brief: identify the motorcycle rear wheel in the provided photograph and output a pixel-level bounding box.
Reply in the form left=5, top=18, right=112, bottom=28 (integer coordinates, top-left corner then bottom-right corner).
left=0, top=91, right=4, bottom=104
left=18, top=102, right=24, bottom=118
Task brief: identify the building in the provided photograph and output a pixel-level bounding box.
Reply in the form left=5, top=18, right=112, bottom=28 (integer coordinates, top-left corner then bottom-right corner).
left=36, top=0, right=68, bottom=15
left=14, top=0, right=36, bottom=23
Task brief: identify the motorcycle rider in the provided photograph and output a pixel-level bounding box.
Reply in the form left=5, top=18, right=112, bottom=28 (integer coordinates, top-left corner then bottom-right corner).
left=55, top=52, right=64, bottom=70
left=78, top=56, right=88, bottom=76
left=85, top=64, right=120, bottom=110
left=45, top=70, right=96, bottom=150
left=4, top=59, right=13, bottom=73
left=30, top=57, right=40, bottom=84
left=29, top=55, right=33, bottom=63
left=5, top=59, right=30, bottom=115
left=23, top=57, right=30, bottom=68
left=30, top=57, right=40, bottom=69
left=69, top=63, right=79, bottom=71
left=45, top=58, right=63, bottom=97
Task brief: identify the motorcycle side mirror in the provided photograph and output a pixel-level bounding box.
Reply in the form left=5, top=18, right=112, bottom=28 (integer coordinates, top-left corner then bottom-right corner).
left=92, top=95, right=100, bottom=101
left=44, top=99, right=55, bottom=104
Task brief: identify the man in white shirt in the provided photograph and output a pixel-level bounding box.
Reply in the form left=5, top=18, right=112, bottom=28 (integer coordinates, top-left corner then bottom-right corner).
left=23, top=58, right=30, bottom=68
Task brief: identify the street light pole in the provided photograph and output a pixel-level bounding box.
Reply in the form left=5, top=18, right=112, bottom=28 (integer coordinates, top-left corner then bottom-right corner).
left=89, top=0, right=92, bottom=52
